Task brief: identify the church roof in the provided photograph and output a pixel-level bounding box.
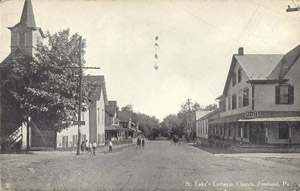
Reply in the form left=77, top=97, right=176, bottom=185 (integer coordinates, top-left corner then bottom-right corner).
left=8, top=0, right=45, bottom=38
left=20, top=0, right=36, bottom=28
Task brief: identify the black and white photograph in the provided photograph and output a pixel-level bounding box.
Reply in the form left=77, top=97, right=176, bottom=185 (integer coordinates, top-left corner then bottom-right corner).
left=0, top=0, right=300, bottom=190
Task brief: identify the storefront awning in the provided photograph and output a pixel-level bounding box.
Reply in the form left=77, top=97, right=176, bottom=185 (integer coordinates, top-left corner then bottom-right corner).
left=238, top=116, right=300, bottom=122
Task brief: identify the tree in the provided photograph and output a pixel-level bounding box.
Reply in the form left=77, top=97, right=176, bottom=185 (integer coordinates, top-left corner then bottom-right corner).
left=121, top=104, right=133, bottom=113
left=161, top=114, right=182, bottom=138
left=0, top=29, right=92, bottom=148
left=203, top=104, right=218, bottom=111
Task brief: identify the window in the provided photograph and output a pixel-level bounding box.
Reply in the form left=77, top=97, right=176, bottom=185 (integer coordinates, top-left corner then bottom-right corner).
left=82, top=134, right=86, bottom=142
left=279, top=123, right=289, bottom=139
left=18, top=33, right=26, bottom=46
left=232, top=94, right=237, bottom=110
left=229, top=127, right=231, bottom=137
left=238, top=90, right=243, bottom=108
left=275, top=85, right=294, bottom=104
left=238, top=69, right=242, bottom=83
left=232, top=71, right=237, bottom=86
left=62, top=136, right=68, bottom=148
left=243, top=88, right=249, bottom=107
left=98, top=108, right=100, bottom=123
left=73, top=135, right=78, bottom=147
left=102, top=109, right=104, bottom=124
left=228, top=97, right=231, bottom=110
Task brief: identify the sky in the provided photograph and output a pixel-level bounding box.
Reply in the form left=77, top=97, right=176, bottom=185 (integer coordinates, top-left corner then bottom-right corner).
left=1, top=0, right=300, bottom=121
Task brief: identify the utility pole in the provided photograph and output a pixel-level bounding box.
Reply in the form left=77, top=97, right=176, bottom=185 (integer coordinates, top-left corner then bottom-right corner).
left=69, top=36, right=100, bottom=155
left=77, top=36, right=83, bottom=155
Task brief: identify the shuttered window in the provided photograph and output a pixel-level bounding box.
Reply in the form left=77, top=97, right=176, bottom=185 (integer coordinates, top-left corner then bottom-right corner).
left=275, top=85, right=294, bottom=104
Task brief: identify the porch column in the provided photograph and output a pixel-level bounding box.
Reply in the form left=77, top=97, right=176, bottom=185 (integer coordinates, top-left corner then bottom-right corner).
left=240, top=123, right=244, bottom=145
left=265, top=122, right=268, bottom=144
left=289, top=123, right=292, bottom=145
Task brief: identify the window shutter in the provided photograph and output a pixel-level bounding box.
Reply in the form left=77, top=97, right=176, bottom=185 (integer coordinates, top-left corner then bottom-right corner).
left=275, top=86, right=280, bottom=104
left=288, top=86, right=294, bottom=104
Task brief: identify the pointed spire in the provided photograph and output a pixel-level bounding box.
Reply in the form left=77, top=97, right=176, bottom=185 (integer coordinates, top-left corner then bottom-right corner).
left=20, top=0, right=36, bottom=28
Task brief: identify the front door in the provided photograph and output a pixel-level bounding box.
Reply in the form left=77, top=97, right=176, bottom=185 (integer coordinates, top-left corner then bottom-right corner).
left=249, top=123, right=265, bottom=144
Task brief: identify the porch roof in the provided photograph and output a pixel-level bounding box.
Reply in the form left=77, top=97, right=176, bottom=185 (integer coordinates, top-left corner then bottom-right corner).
left=239, top=116, right=300, bottom=122
left=105, top=125, right=124, bottom=131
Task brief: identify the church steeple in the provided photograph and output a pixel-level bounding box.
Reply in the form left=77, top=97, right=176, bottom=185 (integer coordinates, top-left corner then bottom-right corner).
left=8, top=0, right=45, bottom=57
left=20, top=0, right=36, bottom=28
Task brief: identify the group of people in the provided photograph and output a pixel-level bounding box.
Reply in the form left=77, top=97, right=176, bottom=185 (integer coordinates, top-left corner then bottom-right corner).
left=81, top=140, right=97, bottom=155
left=136, top=136, right=145, bottom=149
left=170, top=135, right=180, bottom=146
left=80, top=136, right=145, bottom=155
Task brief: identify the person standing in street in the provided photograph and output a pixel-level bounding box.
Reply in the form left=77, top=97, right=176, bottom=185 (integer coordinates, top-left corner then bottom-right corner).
left=92, top=141, right=97, bottom=155
left=81, top=141, right=86, bottom=154
left=108, top=140, right=113, bottom=152
left=88, top=141, right=92, bottom=154
left=142, top=137, right=145, bottom=149
left=136, top=137, right=141, bottom=149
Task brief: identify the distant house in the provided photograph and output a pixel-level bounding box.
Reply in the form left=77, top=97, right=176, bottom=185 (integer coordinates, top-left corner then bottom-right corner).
left=118, top=111, right=137, bottom=139
left=196, top=109, right=220, bottom=146
left=57, top=75, right=108, bottom=148
left=105, top=101, right=123, bottom=141
left=211, top=46, right=300, bottom=148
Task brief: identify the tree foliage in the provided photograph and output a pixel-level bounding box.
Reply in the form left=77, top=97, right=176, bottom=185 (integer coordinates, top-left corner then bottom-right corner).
left=0, top=29, right=92, bottom=136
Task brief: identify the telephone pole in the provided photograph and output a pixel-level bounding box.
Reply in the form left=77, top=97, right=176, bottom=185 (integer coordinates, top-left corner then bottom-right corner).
left=70, top=36, right=100, bottom=155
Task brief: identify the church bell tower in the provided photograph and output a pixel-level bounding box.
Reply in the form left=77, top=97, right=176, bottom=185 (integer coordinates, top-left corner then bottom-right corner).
left=8, top=0, right=45, bottom=57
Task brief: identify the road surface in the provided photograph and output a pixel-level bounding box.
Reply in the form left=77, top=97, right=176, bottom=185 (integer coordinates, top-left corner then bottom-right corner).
left=1, top=141, right=300, bottom=191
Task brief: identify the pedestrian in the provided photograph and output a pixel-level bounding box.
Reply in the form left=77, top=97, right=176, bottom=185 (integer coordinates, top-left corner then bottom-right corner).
left=108, top=140, right=113, bottom=152
left=81, top=141, right=86, bottom=154
left=136, top=137, right=141, bottom=149
left=142, top=138, right=145, bottom=148
left=92, top=140, right=97, bottom=155
left=88, top=142, right=93, bottom=154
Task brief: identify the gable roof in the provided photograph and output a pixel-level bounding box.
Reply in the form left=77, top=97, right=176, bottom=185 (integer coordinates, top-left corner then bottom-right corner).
left=105, top=101, right=118, bottom=116
left=84, top=75, right=108, bottom=105
left=195, top=110, right=211, bottom=120
left=235, top=54, right=283, bottom=80
left=1, top=48, right=24, bottom=63
left=217, top=51, right=284, bottom=99
left=269, top=44, right=300, bottom=80
left=198, top=109, right=220, bottom=121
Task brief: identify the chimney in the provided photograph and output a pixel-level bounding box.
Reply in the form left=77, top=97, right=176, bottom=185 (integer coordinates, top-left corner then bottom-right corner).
left=238, top=47, right=244, bottom=55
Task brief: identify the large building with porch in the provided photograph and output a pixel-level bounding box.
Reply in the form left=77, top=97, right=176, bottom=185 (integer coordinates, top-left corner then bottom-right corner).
left=210, top=45, right=300, bottom=149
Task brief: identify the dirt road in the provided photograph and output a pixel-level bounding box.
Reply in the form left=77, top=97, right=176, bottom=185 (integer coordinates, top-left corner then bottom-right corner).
left=1, top=141, right=300, bottom=191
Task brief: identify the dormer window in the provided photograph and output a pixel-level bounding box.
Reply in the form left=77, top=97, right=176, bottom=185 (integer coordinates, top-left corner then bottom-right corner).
left=18, top=32, right=26, bottom=46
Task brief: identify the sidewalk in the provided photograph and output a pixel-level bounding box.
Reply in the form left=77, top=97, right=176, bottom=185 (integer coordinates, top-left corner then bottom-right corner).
left=215, top=153, right=300, bottom=159
left=29, top=142, right=135, bottom=156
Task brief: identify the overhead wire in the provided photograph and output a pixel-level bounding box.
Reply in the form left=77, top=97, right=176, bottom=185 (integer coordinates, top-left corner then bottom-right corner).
left=169, top=0, right=291, bottom=78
